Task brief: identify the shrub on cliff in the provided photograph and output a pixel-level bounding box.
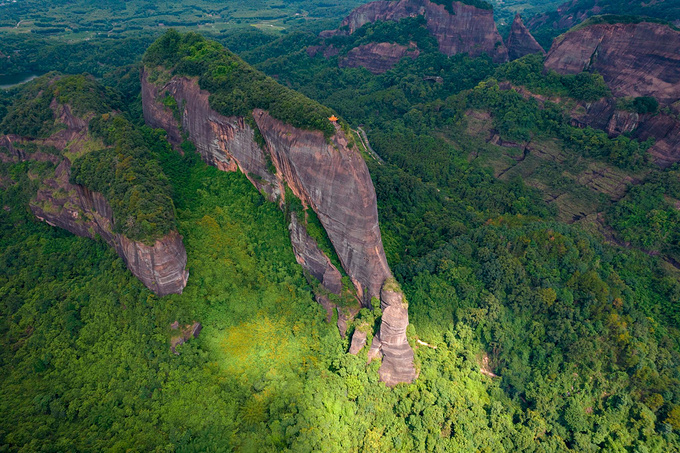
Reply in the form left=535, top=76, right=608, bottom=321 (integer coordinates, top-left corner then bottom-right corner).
left=70, top=115, right=176, bottom=244
left=143, top=30, right=337, bottom=138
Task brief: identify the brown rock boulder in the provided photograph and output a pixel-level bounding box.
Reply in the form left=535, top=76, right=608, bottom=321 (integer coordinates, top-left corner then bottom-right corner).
left=506, top=14, right=545, bottom=61
left=367, top=280, right=417, bottom=386
left=545, top=22, right=680, bottom=104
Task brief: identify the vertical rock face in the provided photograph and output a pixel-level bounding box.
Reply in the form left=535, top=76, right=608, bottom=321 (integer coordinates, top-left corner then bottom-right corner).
left=142, top=68, right=392, bottom=304
left=288, top=213, right=343, bottom=295
left=31, top=159, right=189, bottom=296
left=506, top=14, right=545, bottom=61
left=2, top=93, right=189, bottom=297
left=336, top=0, right=508, bottom=63
left=366, top=281, right=417, bottom=386
left=29, top=159, right=189, bottom=296
left=339, top=42, right=420, bottom=74
left=142, top=67, right=417, bottom=385
left=544, top=22, right=680, bottom=103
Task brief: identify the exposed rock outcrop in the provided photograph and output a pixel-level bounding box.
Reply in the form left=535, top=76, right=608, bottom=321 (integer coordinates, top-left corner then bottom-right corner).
left=506, top=14, right=545, bottom=61
left=142, top=64, right=416, bottom=385
left=142, top=69, right=392, bottom=304
left=367, top=280, right=417, bottom=386
left=289, top=213, right=343, bottom=295
left=30, top=159, right=189, bottom=296
left=2, top=95, right=189, bottom=297
left=567, top=94, right=680, bottom=166
left=331, top=0, right=508, bottom=63
left=170, top=321, right=202, bottom=354
left=545, top=21, right=680, bottom=104
left=339, top=42, right=419, bottom=74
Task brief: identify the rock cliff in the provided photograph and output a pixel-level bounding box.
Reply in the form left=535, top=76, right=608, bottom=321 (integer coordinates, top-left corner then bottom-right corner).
left=142, top=65, right=416, bottom=384
left=142, top=68, right=392, bottom=304
left=366, top=280, right=417, bottom=386
left=1, top=94, right=188, bottom=296
left=339, top=42, right=420, bottom=74
left=31, top=159, right=188, bottom=296
left=544, top=21, right=680, bottom=104
left=506, top=14, right=545, bottom=61
left=332, top=0, right=508, bottom=63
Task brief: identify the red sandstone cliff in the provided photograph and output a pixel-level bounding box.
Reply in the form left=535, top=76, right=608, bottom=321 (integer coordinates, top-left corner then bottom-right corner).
left=0, top=101, right=188, bottom=296
left=506, top=14, right=545, bottom=61
left=339, top=42, right=420, bottom=74
left=332, top=0, right=508, bottom=63
left=141, top=67, right=416, bottom=384
left=544, top=22, right=680, bottom=104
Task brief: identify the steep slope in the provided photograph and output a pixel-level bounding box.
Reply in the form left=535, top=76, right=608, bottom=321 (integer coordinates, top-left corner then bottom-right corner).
left=542, top=19, right=680, bottom=165
left=528, top=0, right=680, bottom=36
left=506, top=14, right=545, bottom=61
left=0, top=76, right=188, bottom=296
left=544, top=20, right=680, bottom=103
left=339, top=42, right=420, bottom=74
left=141, top=31, right=416, bottom=385
left=327, top=0, right=508, bottom=63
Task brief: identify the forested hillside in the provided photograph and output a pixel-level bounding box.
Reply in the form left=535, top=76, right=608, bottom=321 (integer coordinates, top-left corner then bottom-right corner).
left=1, top=1, right=680, bottom=451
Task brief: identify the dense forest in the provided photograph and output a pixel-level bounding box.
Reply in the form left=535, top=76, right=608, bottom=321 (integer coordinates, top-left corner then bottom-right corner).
left=2, top=1, right=680, bottom=452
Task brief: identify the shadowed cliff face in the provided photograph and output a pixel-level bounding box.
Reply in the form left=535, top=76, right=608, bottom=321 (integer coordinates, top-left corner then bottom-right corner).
left=335, top=0, right=508, bottom=63
left=506, top=14, right=545, bottom=61
left=339, top=42, right=420, bottom=74
left=545, top=22, right=680, bottom=104
left=1, top=98, right=189, bottom=296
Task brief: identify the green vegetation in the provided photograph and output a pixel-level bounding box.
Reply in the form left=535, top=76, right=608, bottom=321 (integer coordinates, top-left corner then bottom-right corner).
left=572, top=14, right=680, bottom=32
left=144, top=30, right=338, bottom=137
left=0, top=74, right=110, bottom=138
left=326, top=16, right=439, bottom=54
left=496, top=54, right=611, bottom=101
left=607, top=169, right=680, bottom=261
left=71, top=115, right=176, bottom=244
left=429, top=0, right=493, bottom=14
left=3, top=4, right=680, bottom=450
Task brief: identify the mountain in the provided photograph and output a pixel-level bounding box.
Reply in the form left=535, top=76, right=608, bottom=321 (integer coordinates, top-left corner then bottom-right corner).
left=0, top=74, right=188, bottom=295
left=321, top=0, right=509, bottom=70
left=543, top=18, right=680, bottom=165
left=141, top=30, right=416, bottom=386
left=505, top=13, right=545, bottom=61
left=527, top=0, right=680, bottom=48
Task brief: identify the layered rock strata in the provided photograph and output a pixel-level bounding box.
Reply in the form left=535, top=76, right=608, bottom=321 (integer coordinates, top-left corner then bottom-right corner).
left=1, top=101, right=189, bottom=296
left=545, top=22, right=680, bottom=103
left=506, top=14, right=545, bottom=61
left=30, top=159, right=189, bottom=296
left=142, top=67, right=416, bottom=385
left=329, top=0, right=508, bottom=63
left=141, top=68, right=391, bottom=303
left=366, top=281, right=417, bottom=386
left=339, top=42, right=419, bottom=74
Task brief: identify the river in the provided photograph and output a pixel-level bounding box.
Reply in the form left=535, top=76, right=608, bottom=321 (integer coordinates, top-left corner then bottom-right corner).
left=0, top=72, right=41, bottom=90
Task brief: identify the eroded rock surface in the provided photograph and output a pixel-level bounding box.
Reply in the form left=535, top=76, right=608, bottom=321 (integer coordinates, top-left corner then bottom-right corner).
left=2, top=99, right=188, bottom=296
left=142, top=69, right=391, bottom=303
left=333, top=0, right=508, bottom=63
left=367, top=281, right=417, bottom=386
left=339, top=42, right=419, bottom=74
left=545, top=22, right=680, bottom=103
left=170, top=321, right=202, bottom=354
left=30, top=159, right=188, bottom=296
left=506, top=14, right=545, bottom=61
left=142, top=67, right=416, bottom=385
